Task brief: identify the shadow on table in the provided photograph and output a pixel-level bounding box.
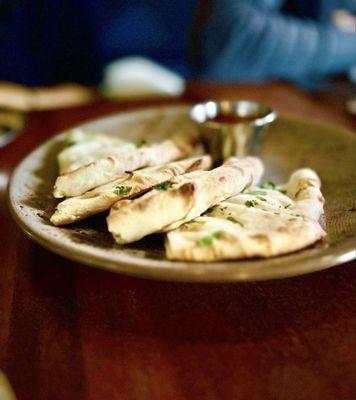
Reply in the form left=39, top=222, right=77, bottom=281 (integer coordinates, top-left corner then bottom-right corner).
left=27, top=246, right=354, bottom=345
left=4, top=238, right=355, bottom=399
left=3, top=243, right=87, bottom=400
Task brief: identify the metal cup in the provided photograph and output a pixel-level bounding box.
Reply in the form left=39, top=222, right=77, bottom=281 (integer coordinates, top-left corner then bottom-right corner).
left=190, top=100, right=277, bottom=165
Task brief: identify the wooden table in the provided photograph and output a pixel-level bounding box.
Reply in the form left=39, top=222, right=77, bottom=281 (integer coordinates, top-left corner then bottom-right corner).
left=1, top=82, right=355, bottom=400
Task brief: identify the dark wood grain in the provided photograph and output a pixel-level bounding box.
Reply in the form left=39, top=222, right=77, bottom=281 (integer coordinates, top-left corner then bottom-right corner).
left=1, top=82, right=355, bottom=400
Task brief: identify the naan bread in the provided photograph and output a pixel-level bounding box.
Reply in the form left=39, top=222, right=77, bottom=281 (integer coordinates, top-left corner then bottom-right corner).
left=107, top=157, right=263, bottom=244
left=165, top=169, right=326, bottom=261
left=58, top=128, right=135, bottom=173
left=50, top=155, right=211, bottom=225
left=53, top=139, right=191, bottom=198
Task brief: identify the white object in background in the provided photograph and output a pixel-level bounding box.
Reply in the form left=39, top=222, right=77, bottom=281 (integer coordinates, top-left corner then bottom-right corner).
left=101, top=56, right=186, bottom=98
left=332, top=9, right=356, bottom=33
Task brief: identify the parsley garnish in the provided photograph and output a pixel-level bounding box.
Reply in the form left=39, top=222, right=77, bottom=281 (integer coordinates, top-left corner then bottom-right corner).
left=284, top=204, right=292, bottom=209
left=136, top=140, right=147, bottom=148
left=256, top=196, right=267, bottom=202
left=197, top=231, right=223, bottom=247
left=65, top=140, right=77, bottom=148
left=227, top=216, right=244, bottom=227
left=153, top=180, right=175, bottom=190
left=261, top=181, right=276, bottom=189
left=279, top=189, right=287, bottom=195
left=245, top=200, right=258, bottom=208
left=288, top=218, right=297, bottom=221
left=113, top=186, right=132, bottom=196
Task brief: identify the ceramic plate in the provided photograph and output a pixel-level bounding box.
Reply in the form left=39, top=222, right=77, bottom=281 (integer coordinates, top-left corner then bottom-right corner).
left=8, top=105, right=356, bottom=281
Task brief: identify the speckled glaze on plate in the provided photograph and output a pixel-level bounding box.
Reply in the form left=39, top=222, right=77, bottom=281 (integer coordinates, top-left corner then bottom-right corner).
left=8, top=105, right=356, bottom=282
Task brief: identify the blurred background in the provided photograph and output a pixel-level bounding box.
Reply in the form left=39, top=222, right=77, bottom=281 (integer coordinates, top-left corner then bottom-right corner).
left=0, top=0, right=355, bottom=86
left=0, top=0, right=354, bottom=127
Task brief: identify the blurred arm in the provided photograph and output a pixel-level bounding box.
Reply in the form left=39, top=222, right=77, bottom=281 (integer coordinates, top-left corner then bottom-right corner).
left=197, top=0, right=356, bottom=82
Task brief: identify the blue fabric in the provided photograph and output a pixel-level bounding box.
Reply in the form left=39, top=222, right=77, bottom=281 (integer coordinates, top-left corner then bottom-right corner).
left=0, top=0, right=355, bottom=85
left=0, top=0, right=197, bottom=85
left=197, top=0, right=356, bottom=83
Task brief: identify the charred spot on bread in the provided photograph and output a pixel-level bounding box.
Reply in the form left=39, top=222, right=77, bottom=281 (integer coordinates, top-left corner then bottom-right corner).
left=177, top=182, right=195, bottom=198
left=250, top=234, right=269, bottom=243
left=186, top=158, right=203, bottom=172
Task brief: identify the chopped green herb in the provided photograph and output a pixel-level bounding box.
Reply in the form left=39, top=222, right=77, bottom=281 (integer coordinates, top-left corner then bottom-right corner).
left=197, top=231, right=223, bottom=247
left=261, top=181, right=276, bottom=189
left=112, top=206, right=119, bottom=210
left=288, top=218, right=297, bottom=221
left=153, top=180, right=175, bottom=190
left=279, top=189, right=287, bottom=195
left=284, top=204, right=292, bottom=209
left=125, top=170, right=134, bottom=176
left=256, top=196, right=267, bottom=202
left=197, top=236, right=213, bottom=247
left=135, top=139, right=147, bottom=148
left=113, top=186, right=132, bottom=196
left=244, top=190, right=268, bottom=196
left=213, top=231, right=223, bottom=239
left=227, top=216, right=244, bottom=227
left=245, top=200, right=258, bottom=208
left=65, top=140, right=77, bottom=148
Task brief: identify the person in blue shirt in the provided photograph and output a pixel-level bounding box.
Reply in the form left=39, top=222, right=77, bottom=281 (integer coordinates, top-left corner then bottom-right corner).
left=0, top=0, right=354, bottom=86
left=0, top=0, right=197, bottom=86
left=194, top=0, right=356, bottom=84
